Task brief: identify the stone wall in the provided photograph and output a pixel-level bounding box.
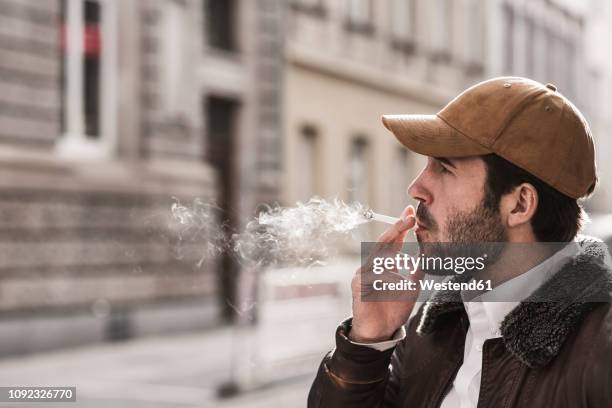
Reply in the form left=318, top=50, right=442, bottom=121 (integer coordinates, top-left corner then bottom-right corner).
left=0, top=0, right=61, bottom=146
left=0, top=0, right=222, bottom=354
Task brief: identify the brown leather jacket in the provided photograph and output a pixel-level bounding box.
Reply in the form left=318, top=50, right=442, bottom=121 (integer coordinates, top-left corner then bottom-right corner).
left=308, top=238, right=612, bottom=407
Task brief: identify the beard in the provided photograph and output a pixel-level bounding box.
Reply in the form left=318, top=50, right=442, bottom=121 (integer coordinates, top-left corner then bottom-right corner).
left=416, top=196, right=507, bottom=275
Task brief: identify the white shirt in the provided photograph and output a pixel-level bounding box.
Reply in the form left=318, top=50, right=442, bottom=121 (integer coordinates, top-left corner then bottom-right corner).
left=351, top=242, right=579, bottom=408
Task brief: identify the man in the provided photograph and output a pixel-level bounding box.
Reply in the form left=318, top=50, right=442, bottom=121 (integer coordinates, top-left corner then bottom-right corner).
left=308, top=77, right=612, bottom=407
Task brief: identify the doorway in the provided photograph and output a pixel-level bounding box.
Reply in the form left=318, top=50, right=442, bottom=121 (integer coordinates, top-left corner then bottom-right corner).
left=205, top=96, right=240, bottom=322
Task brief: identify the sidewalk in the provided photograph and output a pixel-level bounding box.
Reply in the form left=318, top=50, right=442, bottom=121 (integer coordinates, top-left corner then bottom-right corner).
left=0, top=262, right=355, bottom=407
left=0, top=326, right=318, bottom=408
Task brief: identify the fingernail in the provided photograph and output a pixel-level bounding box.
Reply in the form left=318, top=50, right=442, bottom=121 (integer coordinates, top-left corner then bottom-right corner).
left=400, top=215, right=413, bottom=227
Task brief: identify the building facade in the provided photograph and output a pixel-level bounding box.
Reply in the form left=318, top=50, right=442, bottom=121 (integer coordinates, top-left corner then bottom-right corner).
left=487, top=0, right=587, bottom=104
left=583, top=0, right=612, bottom=212
left=0, top=0, right=603, bottom=357
left=283, top=0, right=489, bottom=242
left=488, top=0, right=612, bottom=212
left=282, top=0, right=600, bottom=244
left=0, top=0, right=283, bottom=355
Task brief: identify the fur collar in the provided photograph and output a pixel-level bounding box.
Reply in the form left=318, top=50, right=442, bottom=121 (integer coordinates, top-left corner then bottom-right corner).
left=416, top=236, right=612, bottom=368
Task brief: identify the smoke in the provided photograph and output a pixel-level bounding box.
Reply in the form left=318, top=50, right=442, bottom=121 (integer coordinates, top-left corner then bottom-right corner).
left=170, top=198, right=227, bottom=267
left=170, top=197, right=371, bottom=269
left=234, top=197, right=369, bottom=268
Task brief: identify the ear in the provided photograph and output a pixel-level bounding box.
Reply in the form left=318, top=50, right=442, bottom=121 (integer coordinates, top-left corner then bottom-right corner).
left=502, top=183, right=538, bottom=228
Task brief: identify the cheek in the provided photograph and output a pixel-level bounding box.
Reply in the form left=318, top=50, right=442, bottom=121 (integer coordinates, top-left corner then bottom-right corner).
left=430, top=179, right=481, bottom=223
left=445, top=184, right=484, bottom=213
left=435, top=206, right=464, bottom=236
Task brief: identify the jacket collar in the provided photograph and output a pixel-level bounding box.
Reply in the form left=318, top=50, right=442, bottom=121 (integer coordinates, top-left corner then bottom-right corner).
left=416, top=236, right=612, bottom=368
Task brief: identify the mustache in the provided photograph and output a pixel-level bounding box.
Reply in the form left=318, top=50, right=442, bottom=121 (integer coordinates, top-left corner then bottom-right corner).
left=416, top=203, right=437, bottom=230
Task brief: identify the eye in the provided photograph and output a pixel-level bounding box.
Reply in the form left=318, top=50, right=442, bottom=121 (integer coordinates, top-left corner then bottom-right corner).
left=436, top=162, right=450, bottom=174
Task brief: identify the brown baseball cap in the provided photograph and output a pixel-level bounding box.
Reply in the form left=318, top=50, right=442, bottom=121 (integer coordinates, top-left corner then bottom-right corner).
left=382, top=77, right=597, bottom=199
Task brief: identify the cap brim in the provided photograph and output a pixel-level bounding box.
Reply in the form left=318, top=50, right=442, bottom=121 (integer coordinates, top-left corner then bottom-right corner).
left=381, top=114, right=491, bottom=157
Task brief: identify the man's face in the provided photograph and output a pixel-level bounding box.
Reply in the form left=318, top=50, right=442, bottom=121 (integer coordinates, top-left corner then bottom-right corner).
left=408, top=156, right=507, bottom=244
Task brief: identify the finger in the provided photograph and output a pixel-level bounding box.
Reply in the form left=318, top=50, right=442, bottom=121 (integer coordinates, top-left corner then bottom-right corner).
left=379, top=205, right=415, bottom=242
left=394, top=206, right=416, bottom=238
left=401, top=204, right=415, bottom=220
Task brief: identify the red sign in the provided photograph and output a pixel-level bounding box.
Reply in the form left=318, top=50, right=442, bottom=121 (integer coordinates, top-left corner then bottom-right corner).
left=59, top=23, right=102, bottom=57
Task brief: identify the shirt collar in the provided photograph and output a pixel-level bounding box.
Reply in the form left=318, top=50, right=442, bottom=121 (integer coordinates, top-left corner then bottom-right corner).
left=462, top=241, right=580, bottom=335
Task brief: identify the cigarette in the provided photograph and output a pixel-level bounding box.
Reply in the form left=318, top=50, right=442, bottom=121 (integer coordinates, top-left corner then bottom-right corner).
left=363, top=209, right=401, bottom=225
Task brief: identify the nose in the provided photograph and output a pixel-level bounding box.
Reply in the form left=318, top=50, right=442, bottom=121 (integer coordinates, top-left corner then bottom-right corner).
left=407, top=170, right=432, bottom=205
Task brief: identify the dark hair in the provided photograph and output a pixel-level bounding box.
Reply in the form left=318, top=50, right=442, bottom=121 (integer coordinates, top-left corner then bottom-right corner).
left=481, top=154, right=588, bottom=242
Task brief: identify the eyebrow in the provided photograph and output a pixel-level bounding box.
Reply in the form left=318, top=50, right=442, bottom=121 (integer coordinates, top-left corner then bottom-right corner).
left=433, top=157, right=457, bottom=169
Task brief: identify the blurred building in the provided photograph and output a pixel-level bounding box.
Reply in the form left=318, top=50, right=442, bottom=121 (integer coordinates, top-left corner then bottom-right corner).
left=583, top=0, right=612, bottom=212
left=268, top=2, right=602, bottom=382
left=283, top=0, right=488, bottom=241
left=0, top=0, right=608, bottom=358
left=282, top=0, right=604, bottom=240
left=0, top=0, right=283, bottom=356
left=490, top=0, right=612, bottom=213
left=489, top=0, right=587, bottom=105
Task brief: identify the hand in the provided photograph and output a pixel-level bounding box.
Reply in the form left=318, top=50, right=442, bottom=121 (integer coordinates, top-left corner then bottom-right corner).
left=349, top=205, right=423, bottom=343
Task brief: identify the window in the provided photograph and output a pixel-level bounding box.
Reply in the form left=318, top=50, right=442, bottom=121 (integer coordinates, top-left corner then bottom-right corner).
left=205, top=0, right=237, bottom=51
left=563, top=39, right=577, bottom=98
left=58, top=0, right=117, bottom=158
left=296, top=0, right=323, bottom=6
left=532, top=25, right=547, bottom=82
left=390, top=0, right=414, bottom=40
left=551, top=36, right=576, bottom=98
left=503, top=4, right=514, bottom=72
left=205, top=96, right=239, bottom=320
left=524, top=18, right=535, bottom=77
left=543, top=31, right=578, bottom=99
left=291, top=0, right=326, bottom=17
left=548, top=33, right=564, bottom=88
left=586, top=69, right=601, bottom=123
left=464, top=0, right=484, bottom=66
left=429, top=0, right=452, bottom=59
left=346, top=0, right=373, bottom=33
left=297, top=125, right=319, bottom=201
left=206, top=97, right=237, bottom=171
left=83, top=0, right=101, bottom=137
left=348, top=137, right=370, bottom=205
left=391, top=148, right=410, bottom=215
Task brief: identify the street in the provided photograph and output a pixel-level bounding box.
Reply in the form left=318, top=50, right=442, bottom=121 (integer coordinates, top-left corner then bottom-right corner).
left=0, top=326, right=320, bottom=408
